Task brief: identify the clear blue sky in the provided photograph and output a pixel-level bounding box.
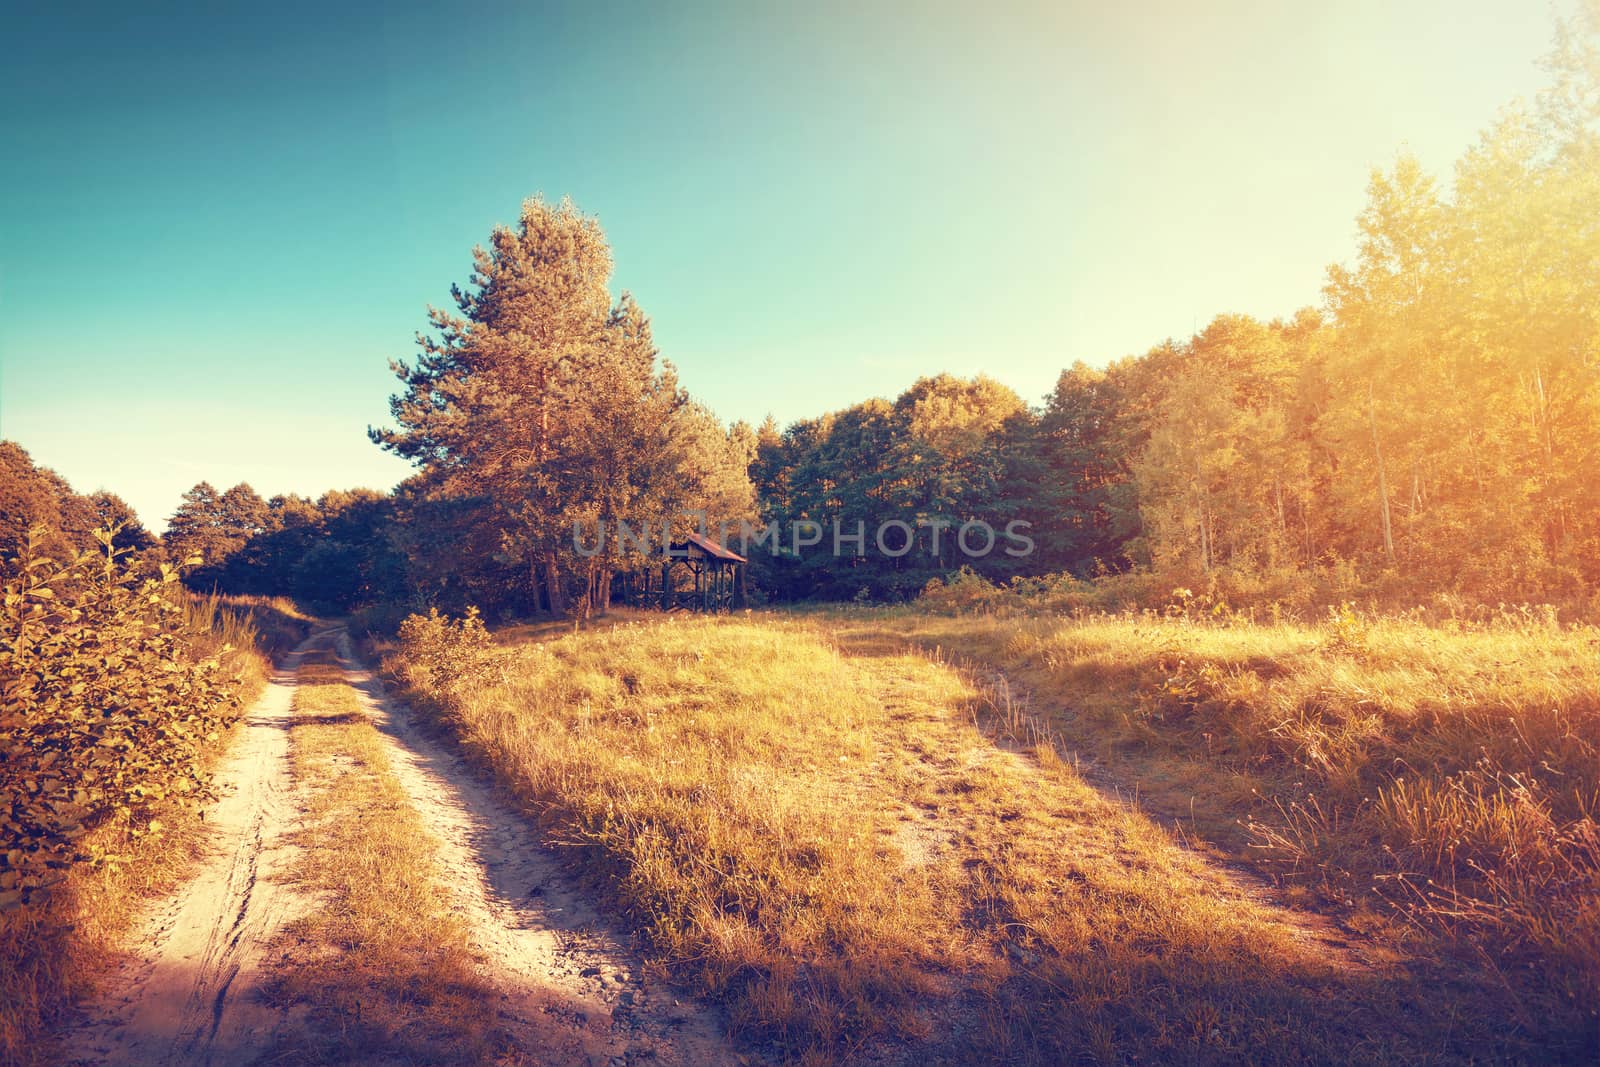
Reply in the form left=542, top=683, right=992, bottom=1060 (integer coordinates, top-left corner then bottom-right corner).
left=0, top=0, right=1563, bottom=531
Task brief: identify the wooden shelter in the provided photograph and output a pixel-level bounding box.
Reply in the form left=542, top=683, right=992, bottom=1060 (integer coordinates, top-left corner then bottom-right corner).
left=656, top=531, right=746, bottom=612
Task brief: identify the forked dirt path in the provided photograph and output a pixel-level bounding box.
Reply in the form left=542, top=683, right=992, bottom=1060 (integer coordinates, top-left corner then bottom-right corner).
left=63, top=627, right=745, bottom=1067
left=826, top=627, right=1378, bottom=978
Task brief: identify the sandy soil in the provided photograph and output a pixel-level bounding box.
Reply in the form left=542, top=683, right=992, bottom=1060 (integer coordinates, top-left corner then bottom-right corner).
left=327, top=629, right=743, bottom=1067
left=63, top=635, right=325, bottom=1067
left=62, top=628, right=745, bottom=1067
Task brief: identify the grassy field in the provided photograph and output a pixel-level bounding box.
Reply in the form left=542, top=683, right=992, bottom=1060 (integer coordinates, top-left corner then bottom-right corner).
left=839, top=606, right=1600, bottom=964
left=385, top=606, right=1597, bottom=1064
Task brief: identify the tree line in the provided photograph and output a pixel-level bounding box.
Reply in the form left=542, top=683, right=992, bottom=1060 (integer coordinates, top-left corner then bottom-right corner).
left=0, top=443, right=152, bottom=560
left=751, top=20, right=1600, bottom=608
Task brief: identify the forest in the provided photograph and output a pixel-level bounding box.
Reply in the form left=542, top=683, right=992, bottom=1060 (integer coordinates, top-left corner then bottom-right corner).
left=3, top=18, right=1576, bottom=623
left=101, top=54, right=1600, bottom=621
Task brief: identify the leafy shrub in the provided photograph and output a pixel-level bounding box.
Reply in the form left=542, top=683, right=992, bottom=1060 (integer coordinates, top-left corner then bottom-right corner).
left=1323, top=601, right=1369, bottom=652
left=919, top=567, right=1093, bottom=615
left=919, top=561, right=1600, bottom=626
left=0, top=529, right=249, bottom=911
left=395, top=607, right=497, bottom=703
left=1, top=526, right=293, bottom=1066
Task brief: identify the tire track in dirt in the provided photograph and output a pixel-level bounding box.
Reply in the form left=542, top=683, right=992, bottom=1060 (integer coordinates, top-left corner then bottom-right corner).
left=327, top=628, right=747, bottom=1067
left=63, top=632, right=327, bottom=1067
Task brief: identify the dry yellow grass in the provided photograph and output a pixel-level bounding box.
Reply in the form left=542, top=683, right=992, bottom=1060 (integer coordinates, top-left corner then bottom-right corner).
left=185, top=593, right=316, bottom=676
left=825, top=605, right=1600, bottom=1044
left=387, top=608, right=1589, bottom=1064
left=0, top=801, right=220, bottom=1067
left=260, top=648, right=512, bottom=1064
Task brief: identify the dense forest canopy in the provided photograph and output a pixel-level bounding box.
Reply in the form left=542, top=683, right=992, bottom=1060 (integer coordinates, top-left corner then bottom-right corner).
left=3, top=7, right=1596, bottom=618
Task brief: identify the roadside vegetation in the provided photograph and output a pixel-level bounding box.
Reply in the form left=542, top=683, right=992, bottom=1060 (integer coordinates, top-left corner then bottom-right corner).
left=0, top=527, right=311, bottom=1067
left=260, top=643, right=511, bottom=1064
left=385, top=607, right=1591, bottom=1064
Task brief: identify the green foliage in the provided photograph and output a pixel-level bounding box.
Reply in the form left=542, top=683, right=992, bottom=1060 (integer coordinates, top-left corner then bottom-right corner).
left=749, top=16, right=1600, bottom=609
left=749, top=373, right=1036, bottom=601
left=0, top=442, right=106, bottom=564
left=177, top=487, right=408, bottom=614
left=164, top=481, right=272, bottom=585
left=1323, top=601, right=1369, bottom=652
left=372, top=196, right=757, bottom=618
left=917, top=567, right=1197, bottom=618
left=395, top=607, right=495, bottom=699
left=0, top=527, right=245, bottom=911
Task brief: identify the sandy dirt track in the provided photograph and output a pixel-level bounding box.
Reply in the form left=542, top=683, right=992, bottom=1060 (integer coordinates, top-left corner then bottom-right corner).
left=64, top=635, right=323, bottom=1066
left=328, top=629, right=741, bottom=1067
left=63, top=628, right=743, bottom=1067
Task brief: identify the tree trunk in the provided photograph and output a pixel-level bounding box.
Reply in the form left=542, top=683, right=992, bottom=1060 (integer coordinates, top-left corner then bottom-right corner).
left=578, top=560, right=596, bottom=621
left=1194, top=456, right=1212, bottom=572
left=543, top=553, right=566, bottom=616
left=1532, top=365, right=1567, bottom=550
left=1367, top=381, right=1396, bottom=566
left=530, top=555, right=547, bottom=614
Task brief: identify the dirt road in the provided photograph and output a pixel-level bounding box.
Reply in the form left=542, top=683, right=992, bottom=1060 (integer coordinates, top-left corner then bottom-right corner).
left=63, top=629, right=742, bottom=1067
left=64, top=635, right=320, bottom=1067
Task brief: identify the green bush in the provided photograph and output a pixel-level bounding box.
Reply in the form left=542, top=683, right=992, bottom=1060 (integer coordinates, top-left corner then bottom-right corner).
left=395, top=607, right=496, bottom=703
left=0, top=528, right=243, bottom=911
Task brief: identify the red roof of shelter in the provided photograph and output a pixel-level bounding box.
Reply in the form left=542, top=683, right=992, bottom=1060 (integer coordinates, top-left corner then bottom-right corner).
left=672, top=531, right=747, bottom=563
